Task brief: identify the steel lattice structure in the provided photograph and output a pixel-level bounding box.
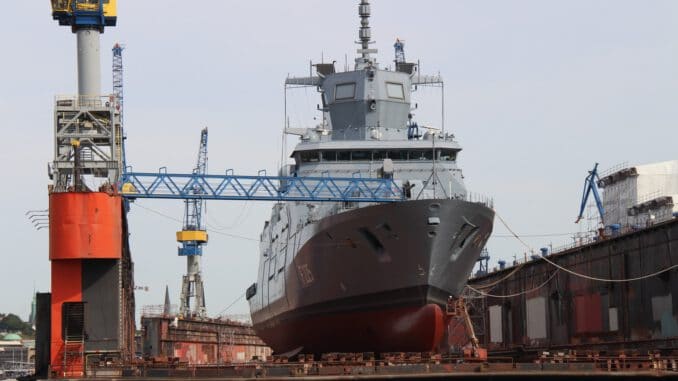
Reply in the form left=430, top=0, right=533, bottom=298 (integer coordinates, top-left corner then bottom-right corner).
left=120, top=171, right=405, bottom=203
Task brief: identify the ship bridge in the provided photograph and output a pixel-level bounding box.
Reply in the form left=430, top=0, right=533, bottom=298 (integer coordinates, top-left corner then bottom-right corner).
left=319, top=69, right=413, bottom=141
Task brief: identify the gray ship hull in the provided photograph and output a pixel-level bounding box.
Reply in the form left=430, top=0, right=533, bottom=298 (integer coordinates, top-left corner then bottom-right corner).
left=250, top=199, right=494, bottom=354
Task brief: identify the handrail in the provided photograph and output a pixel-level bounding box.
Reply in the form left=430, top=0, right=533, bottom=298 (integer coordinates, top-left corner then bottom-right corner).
left=119, top=171, right=406, bottom=203
left=55, top=94, right=118, bottom=109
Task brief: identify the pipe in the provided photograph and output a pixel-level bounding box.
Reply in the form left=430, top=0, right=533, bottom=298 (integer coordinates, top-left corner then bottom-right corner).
left=77, top=29, right=101, bottom=96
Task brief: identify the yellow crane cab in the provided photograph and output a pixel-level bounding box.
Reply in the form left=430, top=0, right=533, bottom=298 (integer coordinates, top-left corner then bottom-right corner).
left=51, top=0, right=117, bottom=29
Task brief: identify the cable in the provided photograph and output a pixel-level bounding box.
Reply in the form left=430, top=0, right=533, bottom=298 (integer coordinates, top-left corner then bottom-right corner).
left=471, top=262, right=526, bottom=290
left=131, top=202, right=365, bottom=247
left=496, top=212, right=678, bottom=283
left=206, top=202, right=252, bottom=231
left=132, top=203, right=260, bottom=242
left=492, top=232, right=577, bottom=238
left=215, top=291, right=246, bottom=317
left=207, top=229, right=259, bottom=242
left=132, top=203, right=183, bottom=224
left=540, top=253, right=678, bottom=283
left=466, top=270, right=559, bottom=299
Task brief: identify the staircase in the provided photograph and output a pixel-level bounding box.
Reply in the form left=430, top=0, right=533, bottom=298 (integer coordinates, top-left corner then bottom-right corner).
left=62, top=302, right=85, bottom=377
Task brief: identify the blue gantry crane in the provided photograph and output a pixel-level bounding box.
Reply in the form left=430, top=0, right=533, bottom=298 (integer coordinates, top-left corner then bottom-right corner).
left=119, top=172, right=404, bottom=202
left=118, top=131, right=403, bottom=319
left=177, top=128, right=209, bottom=318
left=575, top=163, right=605, bottom=225
left=118, top=129, right=403, bottom=318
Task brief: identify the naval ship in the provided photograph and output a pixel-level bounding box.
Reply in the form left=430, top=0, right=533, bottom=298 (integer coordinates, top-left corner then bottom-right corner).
left=246, top=1, right=494, bottom=355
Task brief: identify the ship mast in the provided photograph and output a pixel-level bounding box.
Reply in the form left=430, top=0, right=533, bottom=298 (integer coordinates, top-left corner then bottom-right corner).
left=356, top=0, right=378, bottom=68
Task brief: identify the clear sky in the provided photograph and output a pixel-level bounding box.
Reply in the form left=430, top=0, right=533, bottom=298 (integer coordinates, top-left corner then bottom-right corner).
left=1, top=0, right=678, bottom=321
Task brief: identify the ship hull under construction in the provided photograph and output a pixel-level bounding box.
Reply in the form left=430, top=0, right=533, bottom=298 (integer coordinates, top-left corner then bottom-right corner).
left=251, top=199, right=494, bottom=354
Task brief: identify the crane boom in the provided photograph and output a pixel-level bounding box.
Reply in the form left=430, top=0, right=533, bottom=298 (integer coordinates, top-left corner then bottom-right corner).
left=112, top=43, right=127, bottom=175
left=575, top=163, right=605, bottom=225
left=182, top=128, right=208, bottom=233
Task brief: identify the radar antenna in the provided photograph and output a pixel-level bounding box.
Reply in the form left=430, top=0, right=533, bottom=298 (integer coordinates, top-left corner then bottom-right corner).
left=356, top=0, right=377, bottom=66
left=394, top=39, right=406, bottom=64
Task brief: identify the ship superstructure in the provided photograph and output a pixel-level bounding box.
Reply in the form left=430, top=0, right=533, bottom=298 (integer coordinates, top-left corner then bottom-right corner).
left=247, top=1, right=495, bottom=355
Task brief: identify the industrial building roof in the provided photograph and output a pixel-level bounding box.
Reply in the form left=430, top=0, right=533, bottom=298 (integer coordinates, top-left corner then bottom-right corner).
left=1, top=333, right=22, bottom=341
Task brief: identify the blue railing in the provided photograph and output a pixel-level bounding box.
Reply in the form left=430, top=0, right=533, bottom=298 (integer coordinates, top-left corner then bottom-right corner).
left=119, top=170, right=405, bottom=203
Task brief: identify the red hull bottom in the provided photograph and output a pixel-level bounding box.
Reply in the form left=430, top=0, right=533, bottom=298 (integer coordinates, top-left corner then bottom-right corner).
left=255, top=304, right=446, bottom=355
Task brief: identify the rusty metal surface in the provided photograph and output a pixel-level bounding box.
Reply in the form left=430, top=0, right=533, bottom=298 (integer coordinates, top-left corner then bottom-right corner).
left=45, top=194, right=137, bottom=378
left=466, top=218, right=678, bottom=358
left=49, top=192, right=122, bottom=260
left=76, top=351, right=678, bottom=379
left=141, top=316, right=271, bottom=365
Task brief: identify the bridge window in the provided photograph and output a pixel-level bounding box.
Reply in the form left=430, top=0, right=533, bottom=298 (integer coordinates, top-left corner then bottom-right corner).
left=386, top=82, right=405, bottom=100
left=407, top=150, right=434, bottom=160
left=335, top=83, right=356, bottom=100
left=351, top=151, right=371, bottom=161
left=321, top=151, right=336, bottom=161
left=300, top=151, right=320, bottom=162
left=372, top=151, right=387, bottom=160
left=312, top=149, right=453, bottom=162
left=337, top=151, right=351, bottom=161
left=386, top=150, right=408, bottom=161
left=438, top=149, right=457, bottom=161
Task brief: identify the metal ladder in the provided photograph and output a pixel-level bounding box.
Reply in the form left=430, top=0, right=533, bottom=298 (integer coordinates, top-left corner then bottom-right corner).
left=62, top=302, right=85, bottom=377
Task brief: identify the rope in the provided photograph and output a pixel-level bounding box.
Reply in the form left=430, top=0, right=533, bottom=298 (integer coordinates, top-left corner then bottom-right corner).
left=470, top=222, right=569, bottom=290
left=466, top=270, right=559, bottom=298
left=496, top=212, right=678, bottom=283
left=471, top=262, right=526, bottom=290
left=493, top=232, right=578, bottom=238
left=540, top=253, right=678, bottom=283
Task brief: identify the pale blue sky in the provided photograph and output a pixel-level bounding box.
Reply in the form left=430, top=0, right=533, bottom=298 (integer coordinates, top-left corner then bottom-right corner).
left=1, top=1, right=678, bottom=321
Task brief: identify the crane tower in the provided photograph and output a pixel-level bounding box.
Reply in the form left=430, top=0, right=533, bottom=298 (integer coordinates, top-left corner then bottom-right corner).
left=112, top=43, right=127, bottom=175
left=50, top=0, right=122, bottom=191
left=177, top=128, right=209, bottom=318
left=46, top=2, right=135, bottom=378
left=112, top=43, right=124, bottom=123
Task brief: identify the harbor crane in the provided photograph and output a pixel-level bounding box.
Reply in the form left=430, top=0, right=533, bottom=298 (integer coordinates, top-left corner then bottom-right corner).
left=177, top=128, right=209, bottom=318
left=112, top=42, right=127, bottom=174
left=44, top=2, right=402, bottom=378
left=575, top=162, right=605, bottom=225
